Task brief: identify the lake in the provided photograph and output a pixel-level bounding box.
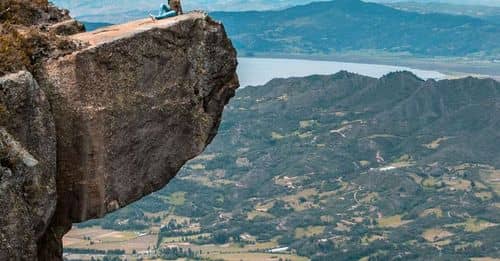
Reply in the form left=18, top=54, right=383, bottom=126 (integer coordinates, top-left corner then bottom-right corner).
left=237, top=57, right=448, bottom=87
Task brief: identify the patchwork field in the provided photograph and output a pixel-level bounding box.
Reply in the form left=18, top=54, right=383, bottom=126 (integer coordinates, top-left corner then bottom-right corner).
left=64, top=227, right=157, bottom=254
left=377, top=215, right=412, bottom=228
left=202, top=252, right=308, bottom=261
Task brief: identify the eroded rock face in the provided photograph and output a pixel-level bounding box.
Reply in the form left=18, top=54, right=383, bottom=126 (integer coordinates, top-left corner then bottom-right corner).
left=0, top=71, right=57, bottom=260
left=35, top=13, right=239, bottom=259
left=47, top=19, right=86, bottom=36
left=0, top=9, right=237, bottom=259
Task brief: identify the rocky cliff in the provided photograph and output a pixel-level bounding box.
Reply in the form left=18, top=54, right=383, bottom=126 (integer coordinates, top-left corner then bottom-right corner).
left=0, top=71, right=57, bottom=260
left=0, top=7, right=238, bottom=260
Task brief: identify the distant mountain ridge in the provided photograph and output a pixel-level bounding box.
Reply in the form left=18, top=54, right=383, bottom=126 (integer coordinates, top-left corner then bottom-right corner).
left=386, top=1, right=500, bottom=23
left=211, top=0, right=500, bottom=57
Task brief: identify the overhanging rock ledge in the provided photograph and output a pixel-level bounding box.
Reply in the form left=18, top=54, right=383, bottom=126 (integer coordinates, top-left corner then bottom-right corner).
left=1, top=11, right=239, bottom=260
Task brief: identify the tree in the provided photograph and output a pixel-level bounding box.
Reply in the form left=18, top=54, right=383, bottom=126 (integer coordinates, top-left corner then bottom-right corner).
left=212, top=231, right=230, bottom=244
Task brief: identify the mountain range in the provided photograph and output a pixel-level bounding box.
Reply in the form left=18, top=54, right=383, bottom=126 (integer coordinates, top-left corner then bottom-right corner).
left=77, top=0, right=500, bottom=61
left=211, top=0, right=500, bottom=58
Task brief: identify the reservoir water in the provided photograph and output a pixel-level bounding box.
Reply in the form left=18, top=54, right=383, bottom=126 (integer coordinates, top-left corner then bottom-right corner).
left=237, top=57, right=447, bottom=87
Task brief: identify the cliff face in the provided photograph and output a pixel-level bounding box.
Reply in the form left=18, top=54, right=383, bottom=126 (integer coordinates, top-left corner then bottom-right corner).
left=0, top=11, right=238, bottom=260
left=0, top=71, right=57, bottom=260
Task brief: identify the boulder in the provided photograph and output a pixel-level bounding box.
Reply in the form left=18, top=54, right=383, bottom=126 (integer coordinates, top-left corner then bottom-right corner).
left=0, top=10, right=238, bottom=260
left=37, top=12, right=239, bottom=259
left=0, top=71, right=57, bottom=260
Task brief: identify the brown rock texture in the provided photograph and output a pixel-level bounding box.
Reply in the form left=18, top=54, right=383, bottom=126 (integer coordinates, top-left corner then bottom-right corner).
left=0, top=11, right=238, bottom=260
left=0, top=71, right=57, bottom=260
left=47, top=19, right=85, bottom=36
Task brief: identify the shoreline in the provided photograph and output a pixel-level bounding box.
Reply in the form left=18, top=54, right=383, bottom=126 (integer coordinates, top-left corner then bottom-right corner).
left=238, top=53, right=500, bottom=82
left=237, top=57, right=449, bottom=88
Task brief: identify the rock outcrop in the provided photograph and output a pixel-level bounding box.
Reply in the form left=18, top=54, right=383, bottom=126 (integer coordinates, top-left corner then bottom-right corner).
left=0, top=11, right=238, bottom=260
left=0, top=71, right=57, bottom=260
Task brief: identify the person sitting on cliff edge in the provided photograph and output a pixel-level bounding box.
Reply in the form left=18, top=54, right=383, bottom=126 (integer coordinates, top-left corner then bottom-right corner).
left=149, top=0, right=183, bottom=21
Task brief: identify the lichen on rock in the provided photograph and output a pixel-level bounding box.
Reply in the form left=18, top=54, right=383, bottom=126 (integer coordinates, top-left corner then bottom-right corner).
left=0, top=1, right=83, bottom=77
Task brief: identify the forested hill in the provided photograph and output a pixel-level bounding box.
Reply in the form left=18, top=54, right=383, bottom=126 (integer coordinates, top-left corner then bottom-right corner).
left=212, top=0, right=500, bottom=57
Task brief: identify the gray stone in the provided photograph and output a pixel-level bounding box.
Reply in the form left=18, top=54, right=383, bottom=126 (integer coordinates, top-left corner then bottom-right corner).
left=0, top=71, right=57, bottom=260
left=38, top=13, right=238, bottom=260
left=48, top=19, right=85, bottom=36
left=0, top=12, right=238, bottom=260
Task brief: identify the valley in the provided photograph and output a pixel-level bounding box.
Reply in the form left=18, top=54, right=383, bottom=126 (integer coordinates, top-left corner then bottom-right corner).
left=65, top=72, right=500, bottom=261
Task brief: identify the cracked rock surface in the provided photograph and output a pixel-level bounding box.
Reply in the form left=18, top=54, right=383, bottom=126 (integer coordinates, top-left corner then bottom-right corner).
left=0, top=71, right=57, bottom=260
left=0, top=12, right=238, bottom=260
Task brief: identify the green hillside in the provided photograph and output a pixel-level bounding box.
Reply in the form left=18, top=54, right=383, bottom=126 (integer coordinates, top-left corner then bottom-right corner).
left=211, top=0, right=500, bottom=58
left=69, top=72, right=500, bottom=260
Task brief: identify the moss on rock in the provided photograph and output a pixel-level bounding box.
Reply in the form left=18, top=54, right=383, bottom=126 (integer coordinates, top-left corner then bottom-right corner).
left=0, top=25, right=31, bottom=76
left=0, top=0, right=80, bottom=77
left=0, top=0, right=51, bottom=26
